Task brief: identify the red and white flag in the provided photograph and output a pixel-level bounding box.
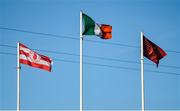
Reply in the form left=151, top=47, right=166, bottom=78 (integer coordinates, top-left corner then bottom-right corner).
left=19, top=43, right=52, bottom=72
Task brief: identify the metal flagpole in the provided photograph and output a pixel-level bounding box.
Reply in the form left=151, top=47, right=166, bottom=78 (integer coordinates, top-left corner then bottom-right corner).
left=141, top=32, right=145, bottom=111
left=80, top=11, right=83, bottom=111
left=17, top=42, right=20, bottom=111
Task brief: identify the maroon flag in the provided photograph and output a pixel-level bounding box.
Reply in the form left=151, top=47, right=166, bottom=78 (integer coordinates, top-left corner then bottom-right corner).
left=143, top=36, right=167, bottom=67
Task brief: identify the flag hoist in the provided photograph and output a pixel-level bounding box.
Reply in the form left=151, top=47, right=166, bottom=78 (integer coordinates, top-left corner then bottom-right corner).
left=16, top=42, right=52, bottom=111
left=80, top=11, right=112, bottom=111
left=140, top=32, right=167, bottom=111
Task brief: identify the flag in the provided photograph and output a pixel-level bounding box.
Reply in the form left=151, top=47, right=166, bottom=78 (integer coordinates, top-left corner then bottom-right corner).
left=19, top=43, right=52, bottom=72
left=82, top=13, right=112, bottom=39
left=143, top=35, right=167, bottom=67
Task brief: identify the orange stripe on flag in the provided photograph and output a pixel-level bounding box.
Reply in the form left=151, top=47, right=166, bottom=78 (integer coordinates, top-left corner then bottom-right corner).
left=100, top=24, right=112, bottom=33
left=103, top=33, right=112, bottom=39
left=100, top=24, right=112, bottom=39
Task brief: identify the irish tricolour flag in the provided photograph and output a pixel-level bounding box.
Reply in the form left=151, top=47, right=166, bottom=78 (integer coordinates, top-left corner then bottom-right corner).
left=82, top=13, right=112, bottom=39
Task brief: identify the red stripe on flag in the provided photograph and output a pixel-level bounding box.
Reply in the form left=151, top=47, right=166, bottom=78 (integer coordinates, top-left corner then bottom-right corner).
left=20, top=59, right=51, bottom=72
left=20, top=43, right=28, bottom=48
left=19, top=50, right=30, bottom=57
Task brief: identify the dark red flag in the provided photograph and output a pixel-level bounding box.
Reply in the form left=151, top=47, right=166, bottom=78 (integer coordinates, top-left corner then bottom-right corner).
left=143, top=36, right=167, bottom=67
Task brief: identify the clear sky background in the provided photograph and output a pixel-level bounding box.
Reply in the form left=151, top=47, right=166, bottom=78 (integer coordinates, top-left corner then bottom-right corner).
left=0, top=0, right=179, bottom=110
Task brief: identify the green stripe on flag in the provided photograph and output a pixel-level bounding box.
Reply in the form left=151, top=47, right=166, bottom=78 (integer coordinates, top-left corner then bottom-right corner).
left=82, top=13, right=95, bottom=35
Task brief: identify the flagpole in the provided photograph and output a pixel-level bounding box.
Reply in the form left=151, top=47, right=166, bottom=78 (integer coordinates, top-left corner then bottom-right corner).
left=17, top=42, right=20, bottom=111
left=80, top=11, right=83, bottom=111
left=141, top=32, right=145, bottom=111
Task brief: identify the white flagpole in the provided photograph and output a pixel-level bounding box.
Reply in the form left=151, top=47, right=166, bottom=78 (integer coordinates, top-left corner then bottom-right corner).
left=141, top=32, right=145, bottom=111
left=80, top=11, right=83, bottom=111
left=17, top=42, right=20, bottom=111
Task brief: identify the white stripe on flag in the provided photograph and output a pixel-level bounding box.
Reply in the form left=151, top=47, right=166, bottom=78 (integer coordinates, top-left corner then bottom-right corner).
left=20, top=46, right=32, bottom=53
left=20, top=54, right=51, bottom=66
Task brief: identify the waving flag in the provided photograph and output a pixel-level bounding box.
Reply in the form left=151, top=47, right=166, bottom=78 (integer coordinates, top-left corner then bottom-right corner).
left=19, top=43, right=52, bottom=72
left=82, top=13, right=112, bottom=39
left=143, top=36, right=167, bottom=67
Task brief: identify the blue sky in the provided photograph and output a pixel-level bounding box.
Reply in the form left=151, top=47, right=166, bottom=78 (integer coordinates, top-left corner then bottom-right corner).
left=0, top=0, right=179, bottom=110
